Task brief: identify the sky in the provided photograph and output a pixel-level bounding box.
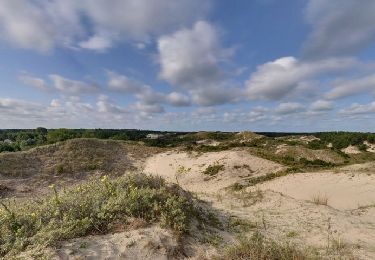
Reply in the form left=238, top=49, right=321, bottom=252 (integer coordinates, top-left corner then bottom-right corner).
left=1, top=0, right=375, bottom=132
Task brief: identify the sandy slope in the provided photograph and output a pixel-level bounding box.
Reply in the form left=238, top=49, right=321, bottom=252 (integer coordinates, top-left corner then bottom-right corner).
left=7, top=144, right=375, bottom=259
left=144, top=149, right=375, bottom=259
left=143, top=149, right=284, bottom=193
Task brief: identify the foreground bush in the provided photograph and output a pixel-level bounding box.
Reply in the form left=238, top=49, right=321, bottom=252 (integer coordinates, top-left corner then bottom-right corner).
left=0, top=174, right=208, bottom=257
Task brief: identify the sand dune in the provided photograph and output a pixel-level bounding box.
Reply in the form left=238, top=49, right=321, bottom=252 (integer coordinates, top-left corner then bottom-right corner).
left=143, top=149, right=284, bottom=193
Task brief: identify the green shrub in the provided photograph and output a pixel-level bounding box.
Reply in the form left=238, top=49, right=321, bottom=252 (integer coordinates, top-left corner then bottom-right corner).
left=307, top=140, right=327, bottom=150
left=0, top=174, right=210, bottom=257
left=358, top=143, right=368, bottom=152
left=299, top=158, right=334, bottom=167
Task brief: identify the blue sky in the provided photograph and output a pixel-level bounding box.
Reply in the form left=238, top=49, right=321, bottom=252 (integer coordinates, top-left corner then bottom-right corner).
left=1, top=0, right=375, bottom=131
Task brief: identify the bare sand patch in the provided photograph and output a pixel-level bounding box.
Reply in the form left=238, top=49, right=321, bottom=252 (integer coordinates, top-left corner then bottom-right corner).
left=204, top=189, right=375, bottom=259
left=143, top=149, right=284, bottom=193
left=51, top=226, right=180, bottom=260
left=342, top=145, right=361, bottom=154
left=256, top=171, right=375, bottom=210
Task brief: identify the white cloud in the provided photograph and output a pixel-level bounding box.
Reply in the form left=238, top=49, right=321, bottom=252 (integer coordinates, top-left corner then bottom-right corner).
left=0, top=0, right=210, bottom=51
left=325, top=73, right=375, bottom=100
left=96, top=95, right=127, bottom=114
left=247, top=106, right=268, bottom=122
left=50, top=99, right=61, bottom=107
left=339, top=102, right=375, bottom=115
left=158, top=21, right=226, bottom=87
left=310, top=100, right=334, bottom=111
left=79, top=34, right=112, bottom=51
left=0, top=0, right=83, bottom=51
left=275, top=102, right=305, bottom=114
left=157, top=21, right=239, bottom=106
left=245, top=56, right=357, bottom=100
left=106, top=71, right=191, bottom=108
left=190, top=85, right=241, bottom=106
left=50, top=74, right=98, bottom=94
left=132, top=102, right=164, bottom=114
left=107, top=71, right=143, bottom=93
left=19, top=73, right=50, bottom=92
left=304, top=0, right=375, bottom=58
left=166, top=92, right=191, bottom=107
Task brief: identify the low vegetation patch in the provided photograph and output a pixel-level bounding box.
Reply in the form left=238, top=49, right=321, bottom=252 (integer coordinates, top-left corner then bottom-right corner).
left=213, top=232, right=308, bottom=260
left=246, top=171, right=290, bottom=186
left=0, top=174, right=212, bottom=258
left=227, top=217, right=257, bottom=233
left=203, top=163, right=225, bottom=176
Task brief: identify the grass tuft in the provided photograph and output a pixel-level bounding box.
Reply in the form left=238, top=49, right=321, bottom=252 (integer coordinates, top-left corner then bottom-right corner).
left=311, top=193, right=329, bottom=206
left=213, top=232, right=307, bottom=260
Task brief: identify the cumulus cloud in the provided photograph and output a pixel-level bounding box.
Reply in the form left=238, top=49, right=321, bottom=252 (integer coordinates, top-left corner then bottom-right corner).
left=96, top=95, right=127, bottom=114
left=275, top=102, right=305, bottom=114
left=325, top=73, right=375, bottom=100
left=303, top=0, right=375, bottom=58
left=19, top=73, right=50, bottom=92
left=0, top=0, right=210, bottom=51
left=245, top=56, right=357, bottom=100
left=339, top=102, right=375, bottom=115
left=132, top=102, right=165, bottom=114
left=107, top=71, right=143, bottom=93
left=157, top=21, right=239, bottom=106
left=190, top=85, right=241, bottom=106
left=158, top=21, right=224, bottom=87
left=0, top=95, right=151, bottom=128
left=106, top=71, right=191, bottom=108
left=0, top=98, right=43, bottom=114
left=165, top=92, right=191, bottom=107
left=310, top=100, right=334, bottom=111
left=50, top=75, right=98, bottom=94
left=19, top=73, right=100, bottom=95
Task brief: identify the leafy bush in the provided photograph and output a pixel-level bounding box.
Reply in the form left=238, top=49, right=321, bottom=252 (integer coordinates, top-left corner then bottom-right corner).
left=0, top=174, right=210, bottom=257
left=358, top=143, right=368, bottom=152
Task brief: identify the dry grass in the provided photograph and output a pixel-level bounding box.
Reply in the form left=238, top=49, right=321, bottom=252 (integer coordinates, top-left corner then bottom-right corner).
left=212, top=232, right=308, bottom=260
left=311, top=193, right=329, bottom=206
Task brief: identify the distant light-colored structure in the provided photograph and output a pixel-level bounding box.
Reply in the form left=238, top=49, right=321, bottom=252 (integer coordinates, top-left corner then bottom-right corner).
left=146, top=134, right=163, bottom=139
left=3, top=139, right=13, bottom=144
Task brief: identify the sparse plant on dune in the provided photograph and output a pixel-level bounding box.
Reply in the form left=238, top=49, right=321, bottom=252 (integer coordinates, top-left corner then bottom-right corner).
left=311, top=193, right=329, bottom=206
left=203, top=162, right=225, bottom=176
